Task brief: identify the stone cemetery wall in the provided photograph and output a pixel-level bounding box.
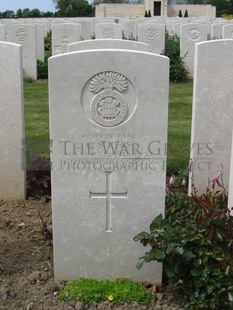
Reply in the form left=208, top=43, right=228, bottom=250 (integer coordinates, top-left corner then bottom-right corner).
left=0, top=42, right=26, bottom=200
left=49, top=49, right=169, bottom=282
left=167, top=4, right=216, bottom=19
left=7, top=24, right=37, bottom=79
left=96, top=4, right=145, bottom=19
left=189, top=40, right=233, bottom=194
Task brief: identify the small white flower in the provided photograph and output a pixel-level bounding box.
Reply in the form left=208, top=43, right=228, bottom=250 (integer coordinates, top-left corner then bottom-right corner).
left=169, top=175, right=176, bottom=185
left=182, top=178, right=186, bottom=186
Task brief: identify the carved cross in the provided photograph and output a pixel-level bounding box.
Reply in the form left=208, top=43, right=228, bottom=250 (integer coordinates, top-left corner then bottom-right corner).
left=89, top=171, right=128, bottom=232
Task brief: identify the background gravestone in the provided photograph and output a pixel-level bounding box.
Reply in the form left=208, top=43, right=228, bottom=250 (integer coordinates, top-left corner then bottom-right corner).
left=49, top=49, right=169, bottom=282
left=78, top=19, right=93, bottom=40
left=0, top=24, right=6, bottom=41
left=223, top=24, right=233, bottom=39
left=211, top=23, right=227, bottom=39
left=0, top=42, right=26, bottom=200
left=189, top=40, right=233, bottom=194
left=95, top=23, right=122, bottom=39
left=180, top=23, right=208, bottom=75
left=7, top=24, right=37, bottom=79
left=137, top=23, right=165, bottom=54
left=52, top=23, right=81, bottom=55
left=228, top=131, right=233, bottom=216
left=123, top=20, right=137, bottom=40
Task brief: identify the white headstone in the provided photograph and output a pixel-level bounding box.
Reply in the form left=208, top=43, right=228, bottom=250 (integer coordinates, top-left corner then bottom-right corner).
left=24, top=21, right=45, bottom=60
left=172, top=21, right=185, bottom=37
left=228, top=131, right=233, bottom=216
left=35, top=23, right=45, bottom=61
left=189, top=40, right=233, bottom=194
left=49, top=49, right=169, bottom=282
left=223, top=24, right=233, bottom=39
left=95, top=23, right=122, bottom=39
left=180, top=23, right=208, bottom=75
left=0, top=42, right=25, bottom=200
left=196, top=19, right=212, bottom=34
left=0, top=24, right=6, bottom=41
left=78, top=19, right=93, bottom=40
left=7, top=24, right=37, bottom=79
left=211, top=23, right=227, bottom=39
left=3, top=20, right=24, bottom=41
left=137, top=23, right=165, bottom=54
left=52, top=23, right=81, bottom=55
left=123, top=20, right=137, bottom=40
left=68, top=39, right=149, bottom=52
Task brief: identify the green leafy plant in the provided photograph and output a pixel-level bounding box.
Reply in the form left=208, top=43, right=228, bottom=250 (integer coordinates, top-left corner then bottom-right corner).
left=59, top=278, right=153, bottom=306
left=45, top=32, right=52, bottom=52
left=134, top=172, right=233, bottom=309
left=37, top=60, right=48, bottom=80
left=163, top=32, right=187, bottom=82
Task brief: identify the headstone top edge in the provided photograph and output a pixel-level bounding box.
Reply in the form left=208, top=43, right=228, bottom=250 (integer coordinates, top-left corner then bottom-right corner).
left=0, top=41, right=21, bottom=49
left=49, top=48, right=170, bottom=62
left=196, top=39, right=233, bottom=48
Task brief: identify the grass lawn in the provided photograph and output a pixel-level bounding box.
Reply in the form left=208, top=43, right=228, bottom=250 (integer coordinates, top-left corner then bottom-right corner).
left=24, top=80, right=193, bottom=173
left=24, top=80, right=50, bottom=165
left=167, top=82, right=193, bottom=174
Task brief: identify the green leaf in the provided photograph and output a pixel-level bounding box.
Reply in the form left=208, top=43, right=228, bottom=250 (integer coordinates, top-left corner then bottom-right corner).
left=149, top=214, right=163, bottom=232
left=133, top=232, right=148, bottom=242
left=136, top=260, right=144, bottom=270
left=166, top=269, right=175, bottom=278
left=183, top=251, right=196, bottom=260
left=228, top=291, right=233, bottom=302
left=191, top=267, right=202, bottom=277
left=174, top=247, right=184, bottom=255
left=144, top=249, right=165, bottom=262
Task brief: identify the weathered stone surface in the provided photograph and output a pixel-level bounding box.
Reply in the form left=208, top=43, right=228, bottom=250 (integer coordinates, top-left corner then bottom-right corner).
left=180, top=23, right=208, bottom=75
left=0, top=42, right=25, bottom=200
left=223, top=24, right=233, bottom=39
left=0, top=24, right=6, bottom=41
left=189, top=40, right=233, bottom=194
left=95, top=23, right=122, bottom=39
left=52, top=23, right=81, bottom=55
left=68, top=39, right=149, bottom=52
left=137, top=23, right=165, bottom=54
left=7, top=24, right=37, bottom=79
left=49, top=49, right=169, bottom=282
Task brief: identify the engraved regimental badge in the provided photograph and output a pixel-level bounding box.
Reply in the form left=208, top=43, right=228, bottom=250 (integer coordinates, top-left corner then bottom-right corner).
left=90, top=72, right=128, bottom=127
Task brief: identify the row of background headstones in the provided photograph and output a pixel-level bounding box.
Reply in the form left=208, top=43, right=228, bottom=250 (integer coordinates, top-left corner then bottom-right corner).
left=1, top=38, right=233, bottom=282
left=2, top=35, right=233, bottom=202
left=2, top=17, right=233, bottom=78
left=2, top=18, right=233, bottom=195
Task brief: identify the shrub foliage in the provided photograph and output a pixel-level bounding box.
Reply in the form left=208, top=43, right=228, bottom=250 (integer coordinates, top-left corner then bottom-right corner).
left=134, top=188, right=233, bottom=309
left=163, top=32, right=187, bottom=82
